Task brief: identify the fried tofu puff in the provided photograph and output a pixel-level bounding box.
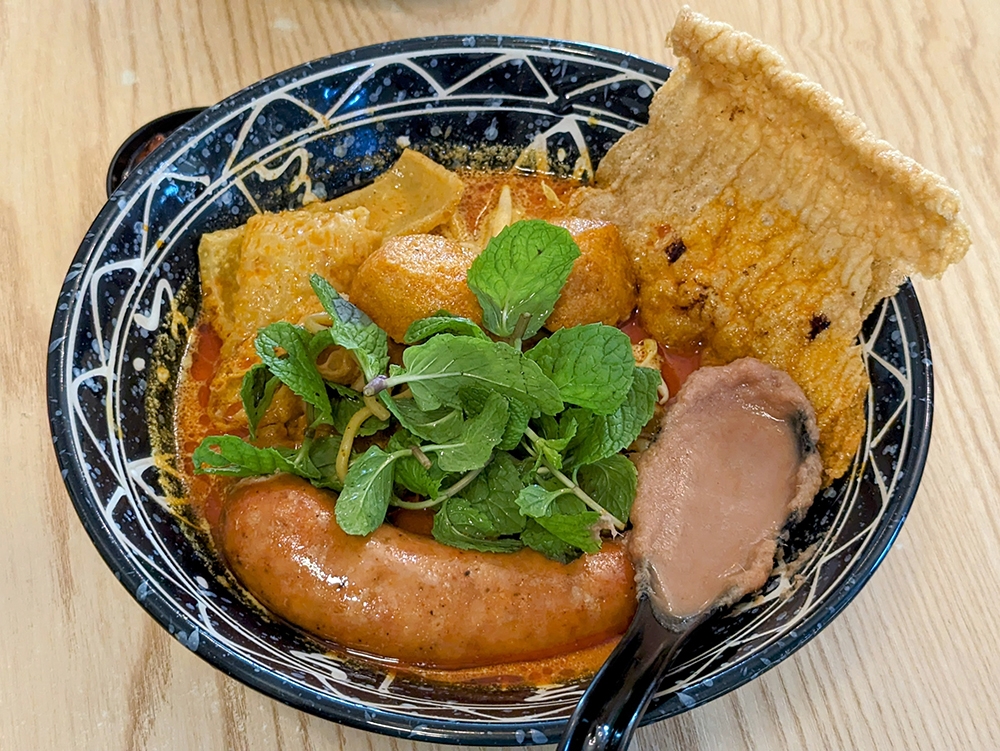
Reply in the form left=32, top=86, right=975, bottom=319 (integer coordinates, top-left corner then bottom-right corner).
left=547, top=218, right=637, bottom=330
left=349, top=219, right=637, bottom=341
left=349, top=234, right=483, bottom=343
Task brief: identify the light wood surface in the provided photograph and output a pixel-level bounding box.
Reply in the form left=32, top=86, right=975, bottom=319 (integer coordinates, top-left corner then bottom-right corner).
left=2, top=0, right=998, bottom=749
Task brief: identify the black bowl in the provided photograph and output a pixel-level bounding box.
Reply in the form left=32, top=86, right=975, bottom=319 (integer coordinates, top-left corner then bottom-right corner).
left=46, top=35, right=931, bottom=745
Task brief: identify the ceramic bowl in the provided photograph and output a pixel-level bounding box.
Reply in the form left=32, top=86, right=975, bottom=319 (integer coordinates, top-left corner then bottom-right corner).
left=47, top=36, right=932, bottom=746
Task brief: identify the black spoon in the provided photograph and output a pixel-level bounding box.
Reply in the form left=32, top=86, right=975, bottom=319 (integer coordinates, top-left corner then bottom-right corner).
left=556, top=595, right=708, bottom=751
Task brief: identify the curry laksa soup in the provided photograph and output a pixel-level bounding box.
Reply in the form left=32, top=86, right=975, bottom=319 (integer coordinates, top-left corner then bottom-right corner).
left=176, top=152, right=669, bottom=682
left=169, top=9, right=969, bottom=687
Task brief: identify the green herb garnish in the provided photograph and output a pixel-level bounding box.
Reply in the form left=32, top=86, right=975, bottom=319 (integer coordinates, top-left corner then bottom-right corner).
left=193, top=218, right=662, bottom=561
left=254, top=321, right=334, bottom=426
left=524, top=323, right=635, bottom=414
left=466, top=219, right=580, bottom=343
left=309, top=274, right=389, bottom=381
left=367, top=335, right=563, bottom=416
left=240, top=363, right=280, bottom=441
left=403, top=312, right=490, bottom=344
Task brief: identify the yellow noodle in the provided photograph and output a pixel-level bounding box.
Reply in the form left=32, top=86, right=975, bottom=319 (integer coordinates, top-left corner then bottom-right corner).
left=337, top=406, right=373, bottom=482
left=364, top=393, right=390, bottom=422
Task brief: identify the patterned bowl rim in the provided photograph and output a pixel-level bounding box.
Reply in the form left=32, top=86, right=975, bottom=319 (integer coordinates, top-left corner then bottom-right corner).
left=46, top=34, right=933, bottom=746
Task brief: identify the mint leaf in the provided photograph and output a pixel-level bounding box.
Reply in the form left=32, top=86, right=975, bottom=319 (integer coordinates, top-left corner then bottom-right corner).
left=384, top=396, right=464, bottom=444
left=396, top=335, right=562, bottom=415
left=516, top=484, right=570, bottom=518
left=432, top=501, right=524, bottom=553
left=255, top=322, right=333, bottom=425
left=192, top=434, right=349, bottom=492
left=525, top=324, right=634, bottom=414
left=192, top=435, right=296, bottom=477
left=528, top=416, right=578, bottom=472
left=404, top=313, right=489, bottom=344
left=310, top=274, right=389, bottom=381
left=303, top=436, right=345, bottom=491
left=521, top=519, right=581, bottom=563
left=336, top=445, right=398, bottom=535
left=431, top=392, right=508, bottom=472
left=458, top=387, right=531, bottom=451
left=535, top=509, right=602, bottom=553
left=387, top=430, right=449, bottom=498
left=466, top=220, right=580, bottom=339
left=577, top=454, right=638, bottom=523
left=454, top=453, right=528, bottom=536
left=567, top=366, right=660, bottom=467
left=515, top=487, right=602, bottom=553
left=240, top=364, right=280, bottom=441
left=431, top=454, right=528, bottom=549
left=499, top=397, right=532, bottom=451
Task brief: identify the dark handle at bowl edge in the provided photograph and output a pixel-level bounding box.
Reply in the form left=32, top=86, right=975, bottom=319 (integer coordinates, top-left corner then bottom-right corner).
left=106, top=107, right=207, bottom=198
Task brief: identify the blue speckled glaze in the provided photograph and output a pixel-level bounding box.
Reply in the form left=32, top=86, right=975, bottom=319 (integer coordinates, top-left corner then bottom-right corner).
left=46, top=36, right=932, bottom=746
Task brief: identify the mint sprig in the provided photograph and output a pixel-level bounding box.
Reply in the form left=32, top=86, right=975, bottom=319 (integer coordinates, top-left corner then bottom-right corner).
left=521, top=519, right=580, bottom=563
left=193, top=434, right=343, bottom=491
left=404, top=313, right=490, bottom=344
left=309, top=274, right=389, bottom=382
left=566, top=365, right=660, bottom=468
left=428, top=454, right=528, bottom=551
left=193, top=435, right=298, bottom=477
left=577, top=454, right=638, bottom=523
left=525, top=324, right=635, bottom=414
left=388, top=430, right=451, bottom=498
left=432, top=501, right=525, bottom=553
left=466, top=219, right=580, bottom=341
left=432, top=392, right=508, bottom=472
left=534, top=508, right=602, bottom=553
left=335, top=445, right=398, bottom=535
left=240, top=363, right=280, bottom=441
left=384, top=397, right=465, bottom=444
left=255, top=322, right=334, bottom=426
left=370, top=335, right=563, bottom=416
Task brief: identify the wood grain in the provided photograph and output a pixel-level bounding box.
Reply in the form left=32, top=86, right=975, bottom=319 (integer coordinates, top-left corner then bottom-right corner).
left=2, top=0, right=998, bottom=749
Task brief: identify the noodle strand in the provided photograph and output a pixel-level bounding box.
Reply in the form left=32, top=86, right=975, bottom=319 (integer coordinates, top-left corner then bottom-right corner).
left=336, top=406, right=373, bottom=481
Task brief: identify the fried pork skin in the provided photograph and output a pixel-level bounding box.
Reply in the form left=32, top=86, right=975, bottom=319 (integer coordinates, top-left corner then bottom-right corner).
left=574, top=9, right=969, bottom=481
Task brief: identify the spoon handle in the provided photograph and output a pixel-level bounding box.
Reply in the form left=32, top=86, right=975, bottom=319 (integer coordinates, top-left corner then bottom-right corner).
left=556, top=597, right=700, bottom=751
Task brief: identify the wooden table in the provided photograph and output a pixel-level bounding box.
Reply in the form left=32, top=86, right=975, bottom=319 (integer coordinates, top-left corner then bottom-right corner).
left=3, top=0, right=998, bottom=748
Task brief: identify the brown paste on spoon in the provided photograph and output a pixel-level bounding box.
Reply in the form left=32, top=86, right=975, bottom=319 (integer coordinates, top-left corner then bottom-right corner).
left=629, top=357, right=824, bottom=619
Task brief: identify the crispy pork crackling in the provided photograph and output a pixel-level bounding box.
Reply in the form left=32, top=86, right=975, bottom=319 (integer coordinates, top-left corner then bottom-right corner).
left=574, top=8, right=970, bottom=481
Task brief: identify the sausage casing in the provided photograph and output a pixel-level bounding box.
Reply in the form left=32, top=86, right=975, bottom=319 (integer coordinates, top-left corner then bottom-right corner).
left=219, top=475, right=636, bottom=669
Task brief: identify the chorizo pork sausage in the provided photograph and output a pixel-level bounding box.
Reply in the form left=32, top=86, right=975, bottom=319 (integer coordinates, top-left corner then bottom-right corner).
left=219, top=475, right=636, bottom=669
